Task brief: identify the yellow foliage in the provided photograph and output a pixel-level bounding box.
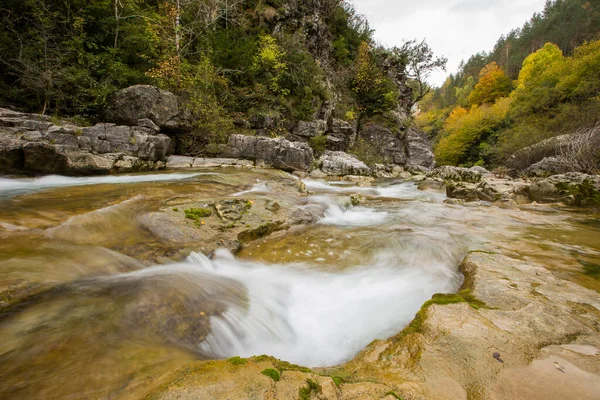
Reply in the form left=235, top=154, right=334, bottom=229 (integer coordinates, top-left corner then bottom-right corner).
left=468, top=62, right=512, bottom=106
left=516, top=43, right=563, bottom=89
left=435, top=97, right=511, bottom=165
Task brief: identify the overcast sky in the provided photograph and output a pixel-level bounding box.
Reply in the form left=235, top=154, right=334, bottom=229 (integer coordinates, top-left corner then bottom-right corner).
left=352, top=0, right=547, bottom=86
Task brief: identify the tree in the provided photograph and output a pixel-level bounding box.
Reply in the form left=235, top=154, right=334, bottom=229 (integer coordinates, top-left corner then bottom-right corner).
left=468, top=62, right=512, bottom=106
left=352, top=41, right=397, bottom=115
left=398, top=39, right=447, bottom=104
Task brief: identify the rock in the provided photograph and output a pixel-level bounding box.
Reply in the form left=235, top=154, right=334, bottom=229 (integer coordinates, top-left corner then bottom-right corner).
left=418, top=178, right=445, bottom=191
left=223, top=134, right=313, bottom=171
left=316, top=151, right=371, bottom=176
left=528, top=173, right=600, bottom=206
left=428, top=165, right=482, bottom=183
left=469, top=165, right=491, bottom=175
left=104, top=85, right=179, bottom=129
left=447, top=178, right=528, bottom=203
left=0, top=107, right=171, bottom=175
left=405, top=127, right=435, bottom=169
left=524, top=157, right=573, bottom=177
left=166, top=156, right=195, bottom=169
left=358, top=122, right=407, bottom=165
left=293, top=120, right=327, bottom=138
left=326, top=119, right=356, bottom=151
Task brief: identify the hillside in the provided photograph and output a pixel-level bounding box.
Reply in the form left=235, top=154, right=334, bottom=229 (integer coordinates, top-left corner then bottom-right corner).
left=0, top=0, right=444, bottom=162
left=418, top=0, right=600, bottom=173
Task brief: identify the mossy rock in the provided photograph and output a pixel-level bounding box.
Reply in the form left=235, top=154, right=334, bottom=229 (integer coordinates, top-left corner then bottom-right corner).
left=184, top=208, right=213, bottom=221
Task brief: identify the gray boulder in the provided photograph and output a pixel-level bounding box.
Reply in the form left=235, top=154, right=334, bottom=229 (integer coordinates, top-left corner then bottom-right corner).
left=524, top=157, right=573, bottom=177
left=317, top=151, right=371, bottom=176
left=104, top=85, right=179, bottom=129
left=223, top=134, right=313, bottom=171
left=0, top=107, right=171, bottom=175
left=427, top=166, right=483, bottom=183
left=405, top=128, right=435, bottom=169
left=358, top=122, right=407, bottom=165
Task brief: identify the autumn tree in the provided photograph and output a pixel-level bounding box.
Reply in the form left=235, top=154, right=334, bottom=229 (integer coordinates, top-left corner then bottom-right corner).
left=352, top=41, right=397, bottom=116
left=468, top=62, right=512, bottom=106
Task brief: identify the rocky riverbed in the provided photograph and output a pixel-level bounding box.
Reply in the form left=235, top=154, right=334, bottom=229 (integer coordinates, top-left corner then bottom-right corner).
left=0, top=166, right=599, bottom=399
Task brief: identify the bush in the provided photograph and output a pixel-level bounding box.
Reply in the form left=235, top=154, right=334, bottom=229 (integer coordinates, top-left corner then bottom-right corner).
left=261, top=368, right=281, bottom=381
left=309, top=135, right=328, bottom=155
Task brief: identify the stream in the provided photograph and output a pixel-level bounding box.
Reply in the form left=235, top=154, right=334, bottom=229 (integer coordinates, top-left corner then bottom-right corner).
left=0, top=169, right=599, bottom=398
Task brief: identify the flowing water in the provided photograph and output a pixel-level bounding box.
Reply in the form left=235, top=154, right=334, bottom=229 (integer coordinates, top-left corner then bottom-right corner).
left=0, top=170, right=599, bottom=398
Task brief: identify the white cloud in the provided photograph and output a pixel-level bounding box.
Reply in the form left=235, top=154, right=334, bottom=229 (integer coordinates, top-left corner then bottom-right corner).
left=351, top=0, right=547, bottom=86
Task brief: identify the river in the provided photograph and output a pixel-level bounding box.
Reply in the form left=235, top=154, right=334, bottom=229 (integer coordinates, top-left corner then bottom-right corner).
left=0, top=169, right=599, bottom=398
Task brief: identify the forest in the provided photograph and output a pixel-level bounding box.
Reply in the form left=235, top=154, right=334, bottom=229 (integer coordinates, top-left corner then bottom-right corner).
left=0, top=0, right=443, bottom=156
left=418, top=0, right=600, bottom=170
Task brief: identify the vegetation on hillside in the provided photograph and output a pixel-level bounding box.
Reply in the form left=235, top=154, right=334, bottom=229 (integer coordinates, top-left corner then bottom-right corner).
left=0, top=0, right=445, bottom=156
left=418, top=0, right=600, bottom=170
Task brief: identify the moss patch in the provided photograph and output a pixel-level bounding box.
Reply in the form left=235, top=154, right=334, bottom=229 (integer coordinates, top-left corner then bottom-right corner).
left=238, top=221, right=285, bottom=243
left=261, top=368, right=281, bottom=381
left=298, top=378, right=321, bottom=400
left=184, top=208, right=213, bottom=221
left=252, top=355, right=312, bottom=373
left=555, top=179, right=600, bottom=206
left=226, top=356, right=247, bottom=366
left=580, top=260, right=600, bottom=278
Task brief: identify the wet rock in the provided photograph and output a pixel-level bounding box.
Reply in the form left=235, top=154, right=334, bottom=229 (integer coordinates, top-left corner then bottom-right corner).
left=528, top=173, right=600, bottom=206
left=428, top=165, right=483, bottom=183
left=316, top=151, right=371, bottom=176
left=104, top=85, right=179, bottom=129
left=418, top=178, right=445, bottom=192
left=223, top=134, right=313, bottom=171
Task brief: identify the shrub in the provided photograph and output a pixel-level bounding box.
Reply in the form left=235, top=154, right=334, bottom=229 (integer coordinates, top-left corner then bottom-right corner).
left=261, top=368, right=281, bottom=381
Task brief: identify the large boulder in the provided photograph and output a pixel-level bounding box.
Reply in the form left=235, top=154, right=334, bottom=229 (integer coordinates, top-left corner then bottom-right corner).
left=405, top=127, right=435, bottom=169
left=524, top=156, right=573, bottom=177
left=104, top=85, right=179, bottom=129
left=0, top=107, right=171, bottom=175
left=528, top=172, right=600, bottom=206
left=358, top=122, right=407, bottom=165
left=316, top=151, right=371, bottom=176
left=326, top=119, right=356, bottom=152
left=427, top=166, right=483, bottom=183
left=223, top=134, right=313, bottom=171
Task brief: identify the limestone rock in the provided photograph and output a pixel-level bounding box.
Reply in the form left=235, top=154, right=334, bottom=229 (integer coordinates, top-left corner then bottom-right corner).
left=428, top=166, right=483, bottom=183
left=0, top=107, right=171, bottom=175
left=104, top=85, right=179, bottom=129
left=223, top=134, right=313, bottom=171
left=316, top=151, right=371, bottom=176
left=405, top=127, right=435, bottom=169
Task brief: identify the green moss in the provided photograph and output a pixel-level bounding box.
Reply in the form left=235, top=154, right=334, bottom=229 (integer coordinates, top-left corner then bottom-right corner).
left=580, top=260, right=600, bottom=278
left=261, top=368, right=281, bottom=381
left=298, top=379, right=321, bottom=400
left=172, top=208, right=179, bottom=212
left=556, top=179, right=600, bottom=206
left=330, top=376, right=344, bottom=387
left=238, top=221, right=284, bottom=243
left=251, top=355, right=312, bottom=373
left=227, top=356, right=247, bottom=366
left=184, top=208, right=213, bottom=221
left=399, top=290, right=487, bottom=337
left=309, top=135, right=328, bottom=155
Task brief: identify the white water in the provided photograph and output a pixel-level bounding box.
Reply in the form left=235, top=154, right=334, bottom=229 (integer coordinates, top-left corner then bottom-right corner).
left=311, top=195, right=389, bottom=227
left=0, top=172, right=210, bottom=197
left=232, top=181, right=271, bottom=196
left=303, top=178, right=445, bottom=201
left=123, top=247, right=461, bottom=367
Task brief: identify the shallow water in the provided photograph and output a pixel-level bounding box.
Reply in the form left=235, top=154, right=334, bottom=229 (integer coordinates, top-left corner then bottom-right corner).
left=0, top=170, right=599, bottom=398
